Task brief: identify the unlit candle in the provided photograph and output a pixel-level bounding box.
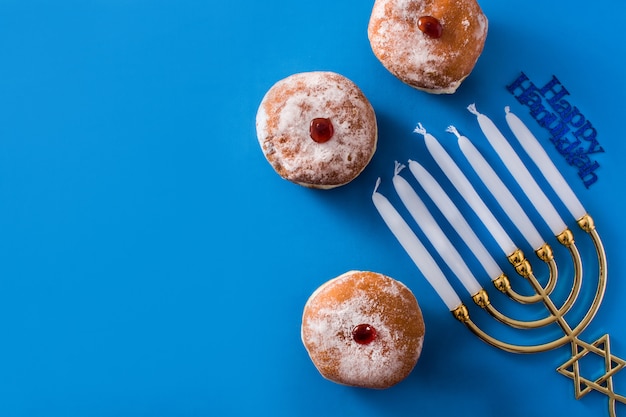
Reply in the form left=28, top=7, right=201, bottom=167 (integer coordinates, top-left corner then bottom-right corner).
left=372, top=179, right=462, bottom=310
left=408, top=160, right=503, bottom=281
left=451, top=126, right=546, bottom=251
left=468, top=104, right=567, bottom=236
left=415, top=123, right=518, bottom=256
left=504, top=106, right=587, bottom=221
left=393, top=162, right=483, bottom=295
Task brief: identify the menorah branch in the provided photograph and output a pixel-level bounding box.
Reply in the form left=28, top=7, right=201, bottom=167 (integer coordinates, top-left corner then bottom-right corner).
left=502, top=249, right=557, bottom=303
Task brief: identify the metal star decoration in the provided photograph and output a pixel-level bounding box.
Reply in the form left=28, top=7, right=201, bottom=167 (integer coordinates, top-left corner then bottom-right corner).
left=557, top=335, right=626, bottom=416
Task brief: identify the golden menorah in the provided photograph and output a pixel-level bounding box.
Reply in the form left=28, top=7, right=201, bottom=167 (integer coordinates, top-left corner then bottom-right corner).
left=372, top=105, right=625, bottom=416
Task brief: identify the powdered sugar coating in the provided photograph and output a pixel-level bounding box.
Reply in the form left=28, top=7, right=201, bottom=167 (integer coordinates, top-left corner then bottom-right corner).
left=256, top=72, right=377, bottom=189
left=368, top=0, right=488, bottom=93
left=301, top=271, right=425, bottom=389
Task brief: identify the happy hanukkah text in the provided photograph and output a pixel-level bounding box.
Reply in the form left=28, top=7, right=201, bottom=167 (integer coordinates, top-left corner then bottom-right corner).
left=507, top=72, right=603, bottom=188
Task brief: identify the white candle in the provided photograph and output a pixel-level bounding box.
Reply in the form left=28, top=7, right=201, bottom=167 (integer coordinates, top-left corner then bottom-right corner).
left=372, top=178, right=462, bottom=310
left=415, top=123, right=518, bottom=256
left=467, top=104, right=567, bottom=236
left=393, top=162, right=483, bottom=295
left=450, top=126, right=546, bottom=251
left=408, top=160, right=504, bottom=281
left=504, top=106, right=587, bottom=221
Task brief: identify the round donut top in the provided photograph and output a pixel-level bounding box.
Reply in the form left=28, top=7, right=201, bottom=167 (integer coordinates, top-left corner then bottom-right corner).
left=256, top=72, right=377, bottom=188
left=368, top=0, right=488, bottom=93
left=301, top=271, right=425, bottom=388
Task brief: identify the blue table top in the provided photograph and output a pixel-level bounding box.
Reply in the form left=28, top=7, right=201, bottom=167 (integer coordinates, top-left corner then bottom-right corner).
left=1, top=1, right=625, bottom=416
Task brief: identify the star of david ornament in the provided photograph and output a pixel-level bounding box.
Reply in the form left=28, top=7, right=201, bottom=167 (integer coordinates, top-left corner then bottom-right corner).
left=556, top=335, right=626, bottom=416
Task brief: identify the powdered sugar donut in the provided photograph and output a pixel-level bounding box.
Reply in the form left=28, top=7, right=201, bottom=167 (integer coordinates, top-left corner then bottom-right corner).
left=256, top=72, right=377, bottom=189
left=368, top=0, right=488, bottom=94
left=301, top=271, right=425, bottom=389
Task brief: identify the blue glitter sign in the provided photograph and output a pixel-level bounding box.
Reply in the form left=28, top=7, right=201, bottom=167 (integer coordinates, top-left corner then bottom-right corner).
left=507, top=72, right=603, bottom=188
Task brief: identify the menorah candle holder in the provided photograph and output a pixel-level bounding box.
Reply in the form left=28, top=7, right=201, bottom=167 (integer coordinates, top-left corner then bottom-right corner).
left=372, top=105, right=625, bottom=416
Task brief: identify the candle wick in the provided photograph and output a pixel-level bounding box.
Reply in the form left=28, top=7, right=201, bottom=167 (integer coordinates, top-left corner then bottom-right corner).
left=504, top=106, right=511, bottom=114
left=446, top=125, right=462, bottom=140
left=394, top=161, right=406, bottom=176
left=373, top=177, right=381, bottom=195
left=414, top=122, right=427, bottom=137
left=467, top=103, right=480, bottom=116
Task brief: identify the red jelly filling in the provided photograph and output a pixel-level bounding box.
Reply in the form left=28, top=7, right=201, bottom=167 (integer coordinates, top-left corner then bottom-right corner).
left=352, top=324, right=377, bottom=345
left=309, top=118, right=334, bottom=143
left=418, top=16, right=443, bottom=39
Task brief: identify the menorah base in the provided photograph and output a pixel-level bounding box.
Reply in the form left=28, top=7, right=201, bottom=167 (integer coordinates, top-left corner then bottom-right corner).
left=454, top=302, right=626, bottom=417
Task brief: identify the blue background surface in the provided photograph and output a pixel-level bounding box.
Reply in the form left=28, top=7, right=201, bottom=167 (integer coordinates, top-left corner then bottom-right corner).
left=0, top=1, right=625, bottom=416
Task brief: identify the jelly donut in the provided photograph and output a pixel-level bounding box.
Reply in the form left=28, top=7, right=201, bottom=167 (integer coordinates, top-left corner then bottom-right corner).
left=256, top=72, right=377, bottom=189
left=368, top=0, right=488, bottom=94
left=301, top=271, right=425, bottom=389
